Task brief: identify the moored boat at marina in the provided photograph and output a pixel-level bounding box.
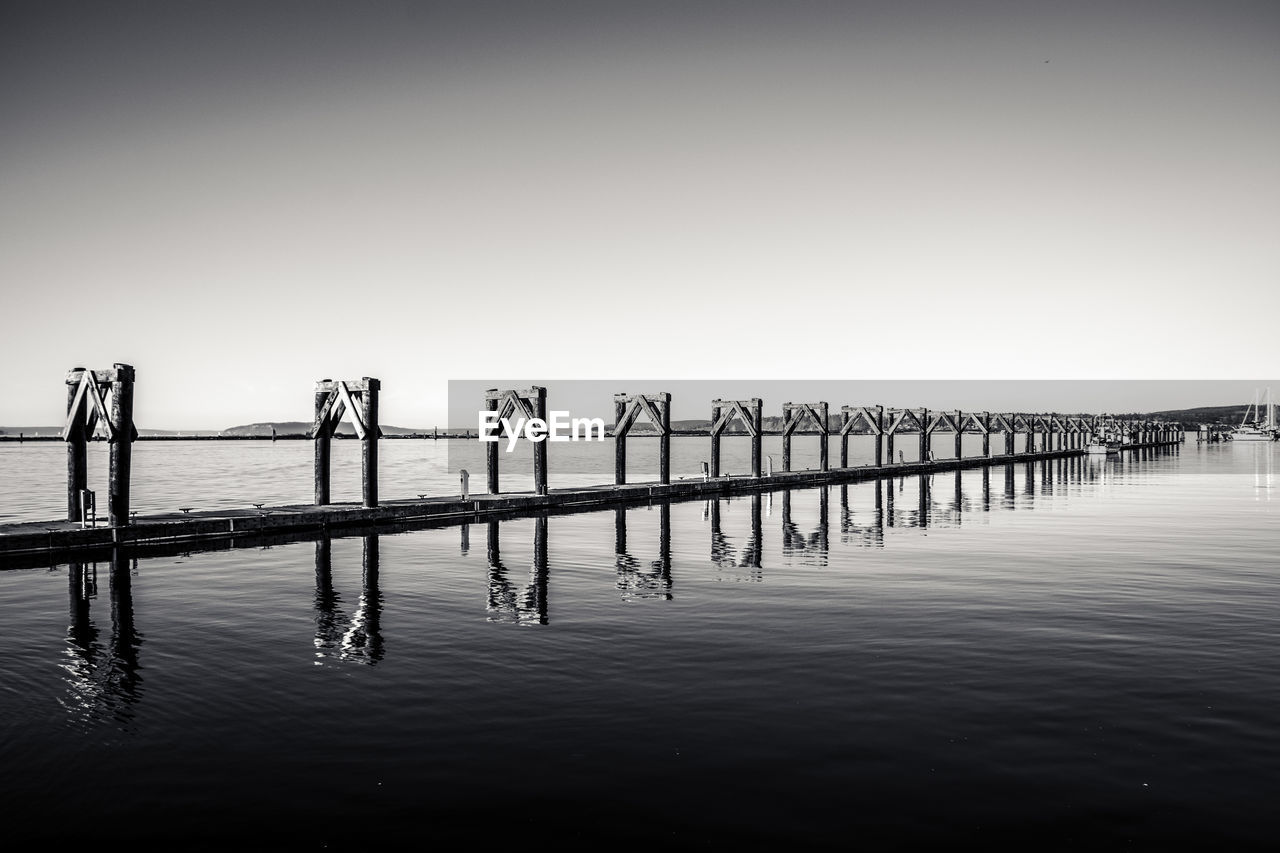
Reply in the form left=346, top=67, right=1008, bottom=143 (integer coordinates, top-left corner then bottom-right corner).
left=1231, top=388, right=1277, bottom=442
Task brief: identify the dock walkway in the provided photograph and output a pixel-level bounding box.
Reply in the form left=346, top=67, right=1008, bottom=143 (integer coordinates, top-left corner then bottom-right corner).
left=0, top=444, right=1168, bottom=564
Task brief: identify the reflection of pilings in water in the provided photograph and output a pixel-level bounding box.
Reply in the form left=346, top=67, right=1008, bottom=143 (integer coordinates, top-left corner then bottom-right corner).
left=747, top=493, right=762, bottom=568
left=982, top=467, right=991, bottom=512
left=313, top=536, right=347, bottom=660
left=615, top=505, right=673, bottom=601
left=838, top=480, right=885, bottom=547
left=885, top=475, right=895, bottom=528
left=708, top=497, right=762, bottom=580
left=954, top=469, right=963, bottom=524
left=1024, top=461, right=1035, bottom=503
left=919, top=474, right=930, bottom=529
left=460, top=523, right=469, bottom=555
left=1004, top=464, right=1016, bottom=509
left=531, top=517, right=548, bottom=624
left=108, top=549, right=142, bottom=700
left=781, top=487, right=830, bottom=563
left=64, top=561, right=101, bottom=708
left=340, top=535, right=384, bottom=663
left=486, top=519, right=549, bottom=625
left=60, top=550, right=142, bottom=725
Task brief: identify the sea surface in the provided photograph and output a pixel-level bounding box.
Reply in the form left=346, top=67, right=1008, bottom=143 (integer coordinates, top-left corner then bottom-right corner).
left=1, top=439, right=1278, bottom=848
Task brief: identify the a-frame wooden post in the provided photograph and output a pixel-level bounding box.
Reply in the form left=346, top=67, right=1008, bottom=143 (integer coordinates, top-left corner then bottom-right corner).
left=709, top=398, right=762, bottom=478
left=613, top=392, right=672, bottom=485
left=313, top=377, right=381, bottom=507
left=482, top=386, right=549, bottom=496
left=63, top=364, right=137, bottom=525
left=781, top=402, right=829, bottom=472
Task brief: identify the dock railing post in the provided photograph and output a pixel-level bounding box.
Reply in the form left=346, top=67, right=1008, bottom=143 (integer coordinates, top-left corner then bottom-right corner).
left=361, top=377, right=380, bottom=508
left=983, top=412, right=991, bottom=457
left=108, top=363, right=135, bottom=527
left=66, top=367, right=88, bottom=522
left=314, top=380, right=332, bottom=505
left=955, top=409, right=963, bottom=460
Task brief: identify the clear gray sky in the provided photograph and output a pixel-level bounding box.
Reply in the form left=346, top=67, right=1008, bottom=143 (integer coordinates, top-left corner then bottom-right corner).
left=2, top=1, right=1277, bottom=428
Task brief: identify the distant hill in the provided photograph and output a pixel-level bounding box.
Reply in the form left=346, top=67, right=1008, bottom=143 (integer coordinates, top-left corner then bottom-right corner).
left=0, top=426, right=218, bottom=437
left=1117, top=405, right=1254, bottom=429
left=219, top=421, right=429, bottom=437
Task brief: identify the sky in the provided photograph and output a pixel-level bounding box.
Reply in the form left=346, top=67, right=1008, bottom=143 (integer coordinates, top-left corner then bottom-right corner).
left=2, top=1, right=1277, bottom=429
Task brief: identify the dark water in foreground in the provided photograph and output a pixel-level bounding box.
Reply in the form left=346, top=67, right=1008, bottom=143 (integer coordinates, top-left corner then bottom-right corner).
left=1, top=443, right=1278, bottom=849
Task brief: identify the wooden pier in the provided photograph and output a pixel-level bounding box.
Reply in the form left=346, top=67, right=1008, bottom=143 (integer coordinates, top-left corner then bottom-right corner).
left=0, top=367, right=1185, bottom=564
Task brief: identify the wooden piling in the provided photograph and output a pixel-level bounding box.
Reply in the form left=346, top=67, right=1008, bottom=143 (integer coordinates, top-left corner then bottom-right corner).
left=839, top=409, right=850, bottom=468
left=780, top=403, right=790, bottom=472
left=710, top=402, right=722, bottom=478
left=982, top=412, right=991, bottom=457
left=314, top=382, right=331, bottom=505
left=875, top=406, right=884, bottom=467
left=818, top=402, right=829, bottom=472
left=751, top=398, right=763, bottom=478
left=66, top=368, right=87, bottom=522
left=919, top=408, right=930, bottom=463
left=658, top=393, right=671, bottom=485
left=532, top=386, right=548, bottom=496
left=954, top=409, right=963, bottom=460
left=485, top=391, right=500, bottom=494
left=108, top=363, right=135, bottom=527
left=361, top=377, right=380, bottom=507
left=614, top=394, right=627, bottom=485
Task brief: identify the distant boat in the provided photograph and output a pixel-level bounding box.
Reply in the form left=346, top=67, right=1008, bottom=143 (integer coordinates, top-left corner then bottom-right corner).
left=1086, top=430, right=1122, bottom=455
left=1231, top=388, right=1277, bottom=442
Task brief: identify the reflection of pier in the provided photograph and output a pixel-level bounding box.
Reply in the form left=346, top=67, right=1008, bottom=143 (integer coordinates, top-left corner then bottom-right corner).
left=840, top=481, right=884, bottom=547
left=780, top=488, right=829, bottom=565
left=486, top=518, right=549, bottom=625
left=62, top=550, right=142, bottom=725
left=615, top=506, right=672, bottom=601
left=709, top=494, right=763, bottom=582
left=313, top=535, right=384, bottom=664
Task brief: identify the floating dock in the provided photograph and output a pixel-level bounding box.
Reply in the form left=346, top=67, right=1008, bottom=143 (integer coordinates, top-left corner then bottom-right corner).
left=1, top=365, right=1186, bottom=566
left=0, top=443, right=1179, bottom=565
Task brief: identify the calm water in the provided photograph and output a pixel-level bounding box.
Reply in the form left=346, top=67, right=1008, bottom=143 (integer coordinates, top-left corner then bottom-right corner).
left=2, top=440, right=1278, bottom=848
